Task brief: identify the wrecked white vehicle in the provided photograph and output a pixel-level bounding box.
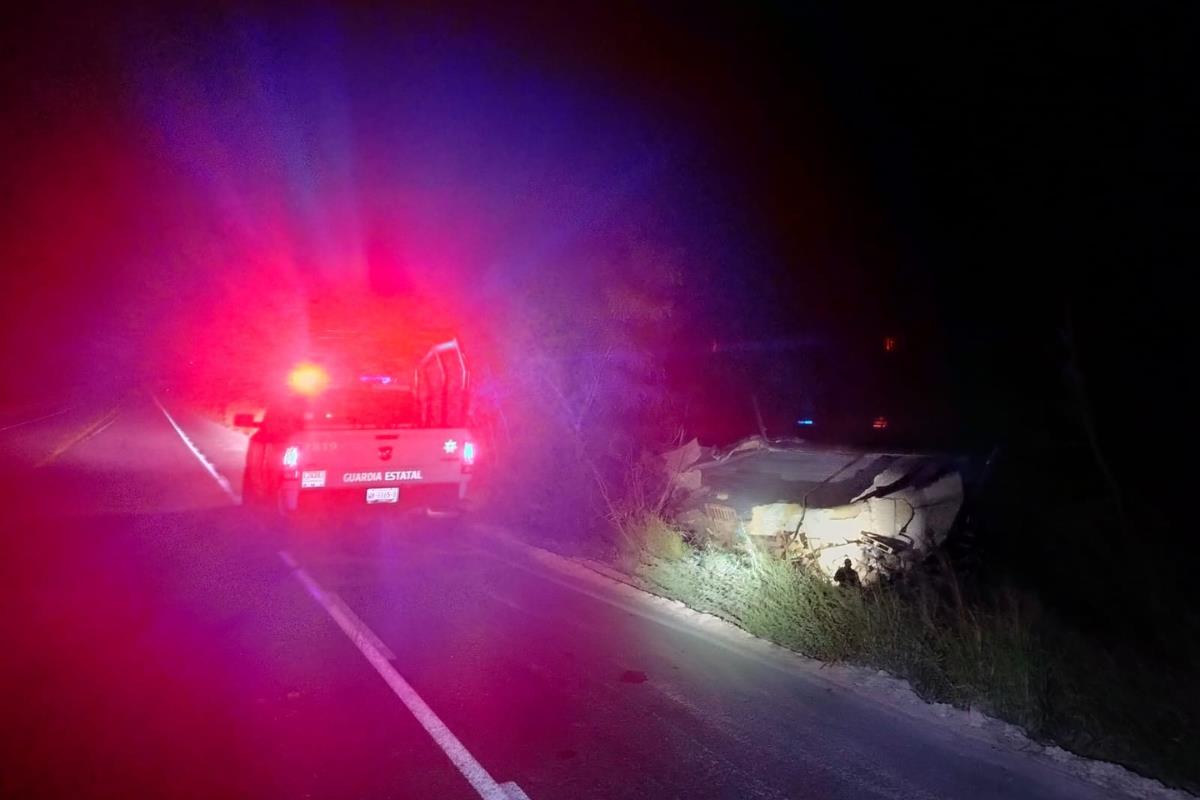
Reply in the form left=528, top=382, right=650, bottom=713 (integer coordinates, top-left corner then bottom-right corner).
left=662, top=436, right=965, bottom=583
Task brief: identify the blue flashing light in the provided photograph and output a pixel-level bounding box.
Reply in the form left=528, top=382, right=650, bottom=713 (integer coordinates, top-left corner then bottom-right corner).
left=797, top=418, right=815, bottom=426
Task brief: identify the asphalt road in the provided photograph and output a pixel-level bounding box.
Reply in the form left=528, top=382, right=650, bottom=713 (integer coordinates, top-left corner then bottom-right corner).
left=0, top=393, right=1157, bottom=799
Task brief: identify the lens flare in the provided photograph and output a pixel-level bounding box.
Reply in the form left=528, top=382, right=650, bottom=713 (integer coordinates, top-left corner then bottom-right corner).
left=288, top=363, right=329, bottom=395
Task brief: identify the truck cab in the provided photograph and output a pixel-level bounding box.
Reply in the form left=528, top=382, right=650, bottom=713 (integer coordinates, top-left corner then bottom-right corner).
left=240, top=339, right=477, bottom=515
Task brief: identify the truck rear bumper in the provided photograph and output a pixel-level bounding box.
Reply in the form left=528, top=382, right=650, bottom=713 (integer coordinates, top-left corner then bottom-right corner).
left=283, top=482, right=463, bottom=513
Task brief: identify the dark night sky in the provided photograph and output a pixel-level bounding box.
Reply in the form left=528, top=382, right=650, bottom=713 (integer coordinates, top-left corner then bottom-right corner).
left=1, top=2, right=1195, bottom=495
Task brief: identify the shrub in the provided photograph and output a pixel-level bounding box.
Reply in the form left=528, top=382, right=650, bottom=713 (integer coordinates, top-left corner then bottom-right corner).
left=617, top=511, right=689, bottom=564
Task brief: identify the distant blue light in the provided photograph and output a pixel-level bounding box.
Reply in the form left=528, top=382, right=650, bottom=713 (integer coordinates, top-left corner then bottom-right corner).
left=797, top=418, right=814, bottom=426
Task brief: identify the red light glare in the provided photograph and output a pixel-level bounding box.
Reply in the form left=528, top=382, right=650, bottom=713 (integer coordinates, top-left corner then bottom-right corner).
left=872, top=416, right=889, bottom=430
left=288, top=363, right=329, bottom=395
left=883, top=336, right=896, bottom=352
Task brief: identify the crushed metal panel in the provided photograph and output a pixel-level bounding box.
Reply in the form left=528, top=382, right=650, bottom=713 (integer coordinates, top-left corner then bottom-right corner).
left=660, top=437, right=704, bottom=474
left=660, top=437, right=706, bottom=496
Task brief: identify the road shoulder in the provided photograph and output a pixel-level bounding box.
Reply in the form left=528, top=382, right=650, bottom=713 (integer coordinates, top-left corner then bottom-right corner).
left=475, top=522, right=1195, bottom=800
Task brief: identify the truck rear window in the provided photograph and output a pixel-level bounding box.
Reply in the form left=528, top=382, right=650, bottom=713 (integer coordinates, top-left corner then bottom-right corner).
left=268, top=389, right=419, bottom=431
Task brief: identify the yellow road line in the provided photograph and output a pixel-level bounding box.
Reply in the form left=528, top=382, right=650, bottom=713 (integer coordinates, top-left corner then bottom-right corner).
left=35, top=408, right=121, bottom=467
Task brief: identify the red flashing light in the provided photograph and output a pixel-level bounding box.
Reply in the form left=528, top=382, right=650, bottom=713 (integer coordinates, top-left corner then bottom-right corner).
left=288, top=363, right=329, bottom=396
left=883, top=336, right=897, bottom=352
left=872, top=416, right=889, bottom=430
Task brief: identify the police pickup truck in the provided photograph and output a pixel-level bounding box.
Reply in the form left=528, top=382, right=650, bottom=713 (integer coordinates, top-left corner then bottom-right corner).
left=238, top=340, right=476, bottom=515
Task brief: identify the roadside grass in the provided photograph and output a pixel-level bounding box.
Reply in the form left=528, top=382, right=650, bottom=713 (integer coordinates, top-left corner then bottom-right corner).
left=620, top=516, right=1198, bottom=793
left=616, top=510, right=689, bottom=565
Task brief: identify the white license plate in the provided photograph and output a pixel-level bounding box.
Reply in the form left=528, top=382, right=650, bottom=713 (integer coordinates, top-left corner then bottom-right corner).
left=301, top=470, right=326, bottom=488
left=365, top=487, right=399, bottom=504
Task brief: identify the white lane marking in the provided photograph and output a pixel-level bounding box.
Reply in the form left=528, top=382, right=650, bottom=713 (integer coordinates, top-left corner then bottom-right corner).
left=0, top=406, right=71, bottom=432
left=326, top=590, right=398, bottom=661
left=501, top=782, right=532, bottom=800
left=279, top=551, right=521, bottom=800
left=153, top=395, right=238, bottom=502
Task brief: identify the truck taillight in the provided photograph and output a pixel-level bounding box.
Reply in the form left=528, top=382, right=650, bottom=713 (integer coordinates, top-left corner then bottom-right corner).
left=282, top=446, right=300, bottom=467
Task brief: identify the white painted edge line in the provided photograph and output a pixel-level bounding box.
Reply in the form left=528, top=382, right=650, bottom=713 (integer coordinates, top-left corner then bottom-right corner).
left=279, top=550, right=524, bottom=800
left=501, top=781, right=532, bottom=800
left=153, top=395, right=238, bottom=503
left=0, top=406, right=71, bottom=432
left=325, top=590, right=397, bottom=661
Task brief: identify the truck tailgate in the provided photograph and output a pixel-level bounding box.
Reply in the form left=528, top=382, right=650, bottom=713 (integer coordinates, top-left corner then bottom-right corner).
left=290, top=428, right=470, bottom=488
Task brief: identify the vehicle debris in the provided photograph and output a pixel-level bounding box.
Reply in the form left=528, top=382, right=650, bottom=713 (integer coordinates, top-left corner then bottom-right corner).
left=661, top=435, right=966, bottom=582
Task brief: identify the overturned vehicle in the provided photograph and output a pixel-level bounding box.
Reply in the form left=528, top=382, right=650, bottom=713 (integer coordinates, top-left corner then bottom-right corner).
left=662, top=436, right=966, bottom=583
